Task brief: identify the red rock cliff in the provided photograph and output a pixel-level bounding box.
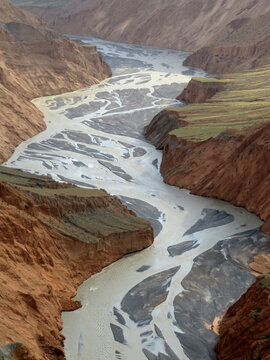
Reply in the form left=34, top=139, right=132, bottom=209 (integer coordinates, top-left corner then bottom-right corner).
left=159, top=123, right=270, bottom=235
left=215, top=267, right=270, bottom=360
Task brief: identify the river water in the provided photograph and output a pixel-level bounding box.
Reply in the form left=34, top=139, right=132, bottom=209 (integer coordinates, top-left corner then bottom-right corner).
left=5, top=38, right=269, bottom=360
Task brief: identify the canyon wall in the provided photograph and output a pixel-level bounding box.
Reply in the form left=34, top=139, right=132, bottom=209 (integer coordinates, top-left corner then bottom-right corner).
left=13, top=0, right=270, bottom=73
left=160, top=125, right=270, bottom=234
left=0, top=0, right=111, bottom=163
left=0, top=166, right=153, bottom=359
left=14, top=0, right=270, bottom=50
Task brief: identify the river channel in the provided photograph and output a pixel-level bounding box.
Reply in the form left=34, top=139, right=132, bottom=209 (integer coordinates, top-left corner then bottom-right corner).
left=5, top=38, right=269, bottom=360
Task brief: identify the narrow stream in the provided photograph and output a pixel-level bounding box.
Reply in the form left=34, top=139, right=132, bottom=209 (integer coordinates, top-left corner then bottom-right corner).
left=5, top=38, right=269, bottom=360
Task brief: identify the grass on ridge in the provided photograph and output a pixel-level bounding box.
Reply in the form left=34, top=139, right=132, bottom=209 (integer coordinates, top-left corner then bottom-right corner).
left=0, top=165, right=106, bottom=198
left=169, top=64, right=270, bottom=141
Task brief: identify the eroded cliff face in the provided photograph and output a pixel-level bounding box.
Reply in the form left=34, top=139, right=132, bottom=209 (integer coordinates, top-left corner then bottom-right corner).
left=147, top=120, right=270, bottom=235
left=0, top=166, right=153, bottom=359
left=215, top=272, right=270, bottom=360
left=177, top=79, right=226, bottom=104
left=0, top=0, right=111, bottom=163
left=145, top=72, right=270, bottom=235
left=144, top=111, right=187, bottom=150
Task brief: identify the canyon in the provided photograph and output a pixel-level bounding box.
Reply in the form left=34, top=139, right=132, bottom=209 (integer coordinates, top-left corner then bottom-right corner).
left=0, top=0, right=269, bottom=359
left=4, top=37, right=269, bottom=360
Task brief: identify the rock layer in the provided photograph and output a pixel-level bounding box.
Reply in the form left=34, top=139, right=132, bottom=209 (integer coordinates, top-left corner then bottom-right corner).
left=177, top=79, right=226, bottom=104
left=144, top=110, right=187, bottom=150
left=0, top=166, right=153, bottom=359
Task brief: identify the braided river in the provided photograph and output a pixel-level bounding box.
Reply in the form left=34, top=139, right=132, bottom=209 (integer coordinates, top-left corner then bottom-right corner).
left=5, top=38, right=269, bottom=360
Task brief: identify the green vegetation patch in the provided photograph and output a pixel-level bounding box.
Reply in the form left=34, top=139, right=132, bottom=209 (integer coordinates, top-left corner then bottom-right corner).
left=258, top=273, right=270, bottom=291
left=169, top=64, right=270, bottom=141
left=0, top=165, right=106, bottom=198
left=65, top=208, right=149, bottom=240
left=192, top=77, right=230, bottom=83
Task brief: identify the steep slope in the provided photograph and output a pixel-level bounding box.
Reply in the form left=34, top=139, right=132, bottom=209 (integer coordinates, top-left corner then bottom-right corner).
left=12, top=0, right=270, bottom=50
left=0, top=0, right=111, bottom=163
left=13, top=0, right=270, bottom=74
left=184, top=13, right=270, bottom=73
left=0, top=0, right=45, bottom=26
left=215, top=262, right=270, bottom=360
left=0, top=165, right=153, bottom=359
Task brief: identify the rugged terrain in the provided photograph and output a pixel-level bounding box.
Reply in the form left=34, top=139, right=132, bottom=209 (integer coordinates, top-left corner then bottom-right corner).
left=11, top=0, right=270, bottom=73
left=0, top=0, right=111, bottom=163
left=0, top=165, right=153, bottom=359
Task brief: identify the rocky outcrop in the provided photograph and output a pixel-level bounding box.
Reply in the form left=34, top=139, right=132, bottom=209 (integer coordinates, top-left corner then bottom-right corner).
left=144, top=110, right=187, bottom=149
left=145, top=69, right=270, bottom=235
left=177, top=79, right=226, bottom=104
left=0, top=166, right=153, bottom=359
left=215, top=273, right=270, bottom=360
left=0, top=0, right=111, bottom=163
